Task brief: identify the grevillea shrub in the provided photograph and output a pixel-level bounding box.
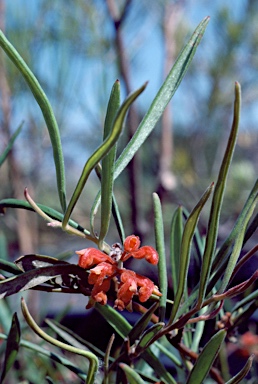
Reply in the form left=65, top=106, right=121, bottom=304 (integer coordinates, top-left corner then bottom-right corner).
left=0, top=16, right=257, bottom=384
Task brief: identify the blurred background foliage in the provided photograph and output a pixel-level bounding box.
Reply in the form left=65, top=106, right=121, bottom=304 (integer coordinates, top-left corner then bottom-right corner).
left=0, top=0, right=257, bottom=270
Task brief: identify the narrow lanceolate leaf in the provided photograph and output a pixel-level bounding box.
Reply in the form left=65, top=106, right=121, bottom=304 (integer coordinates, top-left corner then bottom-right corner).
left=197, top=82, right=241, bottom=307
left=0, top=31, right=66, bottom=212
left=119, top=364, right=145, bottom=384
left=142, top=348, right=177, bottom=384
left=0, top=313, right=21, bottom=383
left=99, top=80, right=120, bottom=248
left=168, top=183, right=214, bottom=325
left=186, top=330, right=226, bottom=384
left=128, top=302, right=159, bottom=346
left=217, top=191, right=257, bottom=294
left=209, top=178, right=258, bottom=289
left=95, top=303, right=132, bottom=338
left=0, top=122, right=23, bottom=167
left=153, top=193, right=167, bottom=322
left=114, top=16, right=210, bottom=179
left=137, top=322, right=164, bottom=351
left=225, top=354, right=254, bottom=384
left=62, top=83, right=147, bottom=229
left=0, top=198, right=90, bottom=237
left=170, top=206, right=183, bottom=296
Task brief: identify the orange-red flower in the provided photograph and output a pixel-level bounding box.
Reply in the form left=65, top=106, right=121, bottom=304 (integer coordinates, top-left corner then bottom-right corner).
left=124, top=235, right=141, bottom=253
left=76, top=235, right=161, bottom=310
left=121, top=235, right=159, bottom=265
left=76, top=248, right=115, bottom=269
left=115, top=269, right=162, bottom=310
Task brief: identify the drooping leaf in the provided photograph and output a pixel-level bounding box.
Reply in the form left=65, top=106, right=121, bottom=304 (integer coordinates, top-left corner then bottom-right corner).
left=0, top=31, right=66, bottom=212
left=186, top=330, right=226, bottom=384
left=0, top=313, right=21, bottom=383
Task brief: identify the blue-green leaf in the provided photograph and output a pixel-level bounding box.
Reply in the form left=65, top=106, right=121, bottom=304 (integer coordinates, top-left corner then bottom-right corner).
left=119, top=363, right=145, bottom=384
left=186, top=330, right=226, bottom=384
left=198, top=82, right=241, bottom=306
left=168, top=183, right=214, bottom=325
left=63, top=83, right=147, bottom=230
left=99, top=80, right=120, bottom=248
left=170, top=206, right=183, bottom=297
left=0, top=31, right=66, bottom=212
left=114, top=16, right=210, bottom=179
left=153, top=193, right=167, bottom=322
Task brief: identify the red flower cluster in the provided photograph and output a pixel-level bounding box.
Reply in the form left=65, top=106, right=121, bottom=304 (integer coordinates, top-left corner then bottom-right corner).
left=76, top=235, right=162, bottom=311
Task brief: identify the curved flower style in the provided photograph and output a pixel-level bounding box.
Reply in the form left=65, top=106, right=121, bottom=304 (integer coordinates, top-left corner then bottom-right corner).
left=76, top=235, right=161, bottom=310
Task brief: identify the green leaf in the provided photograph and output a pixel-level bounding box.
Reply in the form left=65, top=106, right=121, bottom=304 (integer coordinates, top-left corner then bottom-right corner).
left=96, top=304, right=175, bottom=383
left=127, top=302, right=159, bottom=345
left=119, top=363, right=145, bottom=384
left=137, top=322, right=164, bottom=350
left=0, top=31, right=66, bottom=212
left=0, top=332, right=88, bottom=381
left=62, top=83, right=147, bottom=230
left=198, top=82, right=241, bottom=307
left=168, top=183, right=214, bottom=325
left=153, top=193, right=167, bottom=322
left=142, top=347, right=177, bottom=384
left=208, top=178, right=258, bottom=292
left=0, top=122, right=23, bottom=167
left=21, top=298, right=99, bottom=384
left=225, top=354, right=254, bottom=384
left=170, top=206, right=183, bottom=296
left=114, top=16, right=210, bottom=179
left=95, top=303, right=132, bottom=338
left=0, top=258, right=21, bottom=275
left=99, top=80, right=120, bottom=248
left=217, top=191, right=257, bottom=294
left=0, top=198, right=91, bottom=238
left=90, top=169, right=125, bottom=244
left=186, top=330, right=226, bottom=384
left=0, top=313, right=21, bottom=383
